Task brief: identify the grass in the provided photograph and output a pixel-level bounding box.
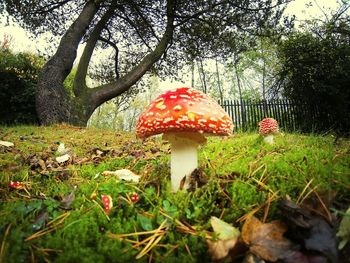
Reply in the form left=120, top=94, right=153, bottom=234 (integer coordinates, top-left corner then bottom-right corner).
left=0, top=125, right=349, bottom=262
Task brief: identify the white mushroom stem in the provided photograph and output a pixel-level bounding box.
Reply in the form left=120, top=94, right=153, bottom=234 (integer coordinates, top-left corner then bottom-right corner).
left=164, top=132, right=206, bottom=192
left=264, top=134, right=274, bottom=144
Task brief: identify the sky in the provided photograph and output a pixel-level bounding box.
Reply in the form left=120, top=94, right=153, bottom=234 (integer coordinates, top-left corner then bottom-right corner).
left=0, top=0, right=343, bottom=88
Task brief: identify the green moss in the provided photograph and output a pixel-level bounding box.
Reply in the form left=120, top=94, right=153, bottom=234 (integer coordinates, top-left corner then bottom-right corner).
left=1, top=126, right=349, bottom=262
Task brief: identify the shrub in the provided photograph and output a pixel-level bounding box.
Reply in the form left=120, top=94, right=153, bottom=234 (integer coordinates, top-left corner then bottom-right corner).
left=0, top=48, right=44, bottom=125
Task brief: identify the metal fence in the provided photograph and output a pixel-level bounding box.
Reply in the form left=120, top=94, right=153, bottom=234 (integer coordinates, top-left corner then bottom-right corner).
left=219, top=99, right=321, bottom=132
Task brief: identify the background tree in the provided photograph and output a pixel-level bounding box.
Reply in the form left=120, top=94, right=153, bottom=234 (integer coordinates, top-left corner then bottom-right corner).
left=1, top=0, right=289, bottom=126
left=273, top=1, right=350, bottom=133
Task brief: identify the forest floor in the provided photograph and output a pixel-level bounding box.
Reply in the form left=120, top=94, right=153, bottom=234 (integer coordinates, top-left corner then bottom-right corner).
left=0, top=125, right=349, bottom=263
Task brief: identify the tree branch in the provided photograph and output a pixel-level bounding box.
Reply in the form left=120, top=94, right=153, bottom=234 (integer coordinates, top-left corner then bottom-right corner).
left=90, top=0, right=176, bottom=108
left=29, top=0, right=72, bottom=15
left=174, top=1, right=227, bottom=27
left=115, top=11, right=153, bottom=51
left=128, top=0, right=160, bottom=41
left=99, top=36, right=120, bottom=79
left=73, top=3, right=117, bottom=96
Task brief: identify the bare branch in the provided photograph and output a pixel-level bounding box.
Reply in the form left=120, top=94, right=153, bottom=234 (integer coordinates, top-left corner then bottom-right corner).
left=98, top=36, right=120, bottom=79
left=115, top=10, right=153, bottom=51
left=128, top=0, right=160, bottom=41
left=91, top=0, right=176, bottom=108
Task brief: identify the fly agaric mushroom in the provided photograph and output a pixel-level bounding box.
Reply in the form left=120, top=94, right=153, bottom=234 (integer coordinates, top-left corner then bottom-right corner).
left=136, top=87, right=233, bottom=192
left=101, top=195, right=113, bottom=214
left=130, top=192, right=139, bottom=203
left=9, top=181, right=24, bottom=189
left=258, top=118, right=279, bottom=144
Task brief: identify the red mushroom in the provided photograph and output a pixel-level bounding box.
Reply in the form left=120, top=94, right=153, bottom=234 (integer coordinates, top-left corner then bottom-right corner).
left=258, top=118, right=279, bottom=144
left=130, top=192, right=139, bottom=203
left=136, top=87, right=233, bottom=192
left=101, top=195, right=113, bottom=214
left=9, top=181, right=24, bottom=189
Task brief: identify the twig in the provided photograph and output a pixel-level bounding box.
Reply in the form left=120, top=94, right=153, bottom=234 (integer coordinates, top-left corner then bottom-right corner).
left=314, top=191, right=332, bottom=222
left=184, top=244, right=193, bottom=259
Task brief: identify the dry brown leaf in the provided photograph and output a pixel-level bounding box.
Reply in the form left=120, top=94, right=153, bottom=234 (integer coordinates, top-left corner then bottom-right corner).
left=242, top=216, right=295, bottom=262
left=60, top=192, right=75, bottom=210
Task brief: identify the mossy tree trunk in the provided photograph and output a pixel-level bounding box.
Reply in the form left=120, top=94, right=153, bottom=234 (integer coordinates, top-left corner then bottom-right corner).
left=36, top=0, right=175, bottom=126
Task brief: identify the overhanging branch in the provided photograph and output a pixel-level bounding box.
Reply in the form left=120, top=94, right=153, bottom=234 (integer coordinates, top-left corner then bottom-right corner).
left=73, top=3, right=117, bottom=96
left=91, top=0, right=176, bottom=108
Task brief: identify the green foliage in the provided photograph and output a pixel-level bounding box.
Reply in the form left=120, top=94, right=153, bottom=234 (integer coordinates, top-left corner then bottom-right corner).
left=276, top=31, right=350, bottom=133
left=0, top=48, right=44, bottom=124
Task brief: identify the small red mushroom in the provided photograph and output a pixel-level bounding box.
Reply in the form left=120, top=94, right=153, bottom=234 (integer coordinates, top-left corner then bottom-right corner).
left=101, top=195, right=113, bottom=214
left=9, top=181, right=24, bottom=189
left=136, top=87, right=233, bottom=192
left=258, top=118, right=279, bottom=144
left=130, top=192, right=139, bottom=203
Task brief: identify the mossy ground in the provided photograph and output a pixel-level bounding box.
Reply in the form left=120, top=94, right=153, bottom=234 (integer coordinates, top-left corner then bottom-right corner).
left=0, top=125, right=349, bottom=262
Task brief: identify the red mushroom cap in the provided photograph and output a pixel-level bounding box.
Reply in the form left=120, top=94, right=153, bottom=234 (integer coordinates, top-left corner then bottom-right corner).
left=258, top=118, right=279, bottom=136
left=130, top=192, right=139, bottom=203
left=9, top=181, right=23, bottom=189
left=136, top=87, right=233, bottom=139
left=101, top=195, right=113, bottom=214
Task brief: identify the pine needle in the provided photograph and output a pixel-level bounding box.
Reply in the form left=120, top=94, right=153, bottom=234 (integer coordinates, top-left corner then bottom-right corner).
left=297, top=179, right=314, bottom=204
left=237, top=191, right=279, bottom=222
left=0, top=224, right=11, bottom=262
left=25, top=212, right=70, bottom=241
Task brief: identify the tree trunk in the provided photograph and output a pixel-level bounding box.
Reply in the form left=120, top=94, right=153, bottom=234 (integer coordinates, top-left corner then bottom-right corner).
left=36, top=0, right=102, bottom=125
left=215, top=58, right=223, bottom=102
left=197, top=59, right=207, bottom=94
left=233, top=53, right=245, bottom=130
left=36, top=0, right=176, bottom=126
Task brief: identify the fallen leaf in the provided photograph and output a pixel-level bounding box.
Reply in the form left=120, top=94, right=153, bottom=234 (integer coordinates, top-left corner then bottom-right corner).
left=207, top=217, right=243, bottom=261
left=38, top=159, right=46, bottom=170
left=207, top=238, right=239, bottom=261
left=102, top=169, right=140, bottom=183
left=242, top=252, right=265, bottom=263
left=32, top=207, right=49, bottom=231
left=336, top=207, right=350, bottom=250
left=60, top=192, right=75, bottom=210
left=279, top=199, right=338, bottom=263
left=0, top=140, right=14, bottom=147
left=241, top=216, right=296, bottom=262
left=57, top=143, right=66, bottom=155
left=56, top=154, right=70, bottom=163
left=210, top=216, right=240, bottom=240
